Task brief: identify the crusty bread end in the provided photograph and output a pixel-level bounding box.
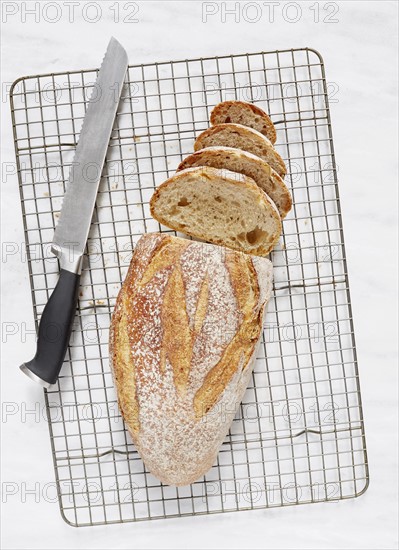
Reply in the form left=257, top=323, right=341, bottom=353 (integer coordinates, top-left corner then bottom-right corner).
left=210, top=100, right=277, bottom=144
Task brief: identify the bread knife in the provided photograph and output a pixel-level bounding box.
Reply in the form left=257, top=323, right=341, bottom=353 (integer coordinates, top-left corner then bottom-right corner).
left=20, top=37, right=128, bottom=388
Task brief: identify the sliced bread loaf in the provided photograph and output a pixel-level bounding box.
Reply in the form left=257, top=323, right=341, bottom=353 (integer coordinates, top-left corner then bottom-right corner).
left=177, top=146, right=292, bottom=219
left=150, top=166, right=282, bottom=257
left=210, top=100, right=277, bottom=144
left=194, top=123, right=287, bottom=178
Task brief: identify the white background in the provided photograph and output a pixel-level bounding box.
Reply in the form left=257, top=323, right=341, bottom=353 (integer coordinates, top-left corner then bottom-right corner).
left=1, top=1, right=398, bottom=549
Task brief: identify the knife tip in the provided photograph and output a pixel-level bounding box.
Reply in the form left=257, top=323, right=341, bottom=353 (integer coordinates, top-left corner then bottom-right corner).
left=107, top=37, right=128, bottom=65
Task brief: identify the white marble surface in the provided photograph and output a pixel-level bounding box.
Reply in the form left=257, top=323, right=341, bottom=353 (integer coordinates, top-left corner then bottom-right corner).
left=1, top=1, right=398, bottom=548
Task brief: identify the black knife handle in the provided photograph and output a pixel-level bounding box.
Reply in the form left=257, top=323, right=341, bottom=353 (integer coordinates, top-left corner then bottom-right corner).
left=20, top=269, right=81, bottom=387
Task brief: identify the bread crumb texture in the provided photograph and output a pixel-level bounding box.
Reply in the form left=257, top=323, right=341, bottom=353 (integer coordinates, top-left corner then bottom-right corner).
left=194, top=123, right=287, bottom=177
left=177, top=147, right=292, bottom=219
left=150, top=166, right=282, bottom=257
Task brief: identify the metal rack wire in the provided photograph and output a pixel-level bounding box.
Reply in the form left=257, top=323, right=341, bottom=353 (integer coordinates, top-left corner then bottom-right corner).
left=10, top=47, right=369, bottom=527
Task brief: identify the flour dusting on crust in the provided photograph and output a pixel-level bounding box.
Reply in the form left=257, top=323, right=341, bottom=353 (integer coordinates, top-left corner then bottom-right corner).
left=110, top=233, right=273, bottom=486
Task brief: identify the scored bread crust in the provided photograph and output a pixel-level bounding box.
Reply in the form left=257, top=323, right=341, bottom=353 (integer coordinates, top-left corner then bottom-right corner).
left=177, top=146, right=292, bottom=219
left=150, top=166, right=282, bottom=257
left=194, top=123, right=287, bottom=178
left=210, top=100, right=277, bottom=144
left=109, top=233, right=273, bottom=486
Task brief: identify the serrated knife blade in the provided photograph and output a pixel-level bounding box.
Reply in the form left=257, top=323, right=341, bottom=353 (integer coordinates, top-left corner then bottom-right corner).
left=52, top=36, right=128, bottom=272
left=20, top=38, right=128, bottom=388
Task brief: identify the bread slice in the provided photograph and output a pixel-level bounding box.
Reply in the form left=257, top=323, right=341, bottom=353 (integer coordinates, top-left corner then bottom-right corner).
left=110, top=233, right=273, bottom=485
left=150, top=166, right=282, bottom=256
left=194, top=123, right=286, bottom=178
left=210, top=100, right=277, bottom=144
left=177, top=146, right=292, bottom=219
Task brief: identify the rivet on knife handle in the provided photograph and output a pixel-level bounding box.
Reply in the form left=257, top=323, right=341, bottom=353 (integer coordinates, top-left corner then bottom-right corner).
left=20, top=37, right=128, bottom=388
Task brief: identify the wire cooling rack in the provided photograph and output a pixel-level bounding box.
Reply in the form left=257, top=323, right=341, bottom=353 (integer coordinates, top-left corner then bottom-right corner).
left=11, top=47, right=369, bottom=527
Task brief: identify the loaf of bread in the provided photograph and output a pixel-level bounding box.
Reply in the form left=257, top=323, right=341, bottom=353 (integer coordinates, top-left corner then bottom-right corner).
left=109, top=233, right=273, bottom=485
left=177, top=146, right=292, bottom=219
left=210, top=100, right=277, bottom=144
left=194, top=123, right=287, bottom=178
left=150, top=166, right=282, bottom=256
